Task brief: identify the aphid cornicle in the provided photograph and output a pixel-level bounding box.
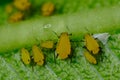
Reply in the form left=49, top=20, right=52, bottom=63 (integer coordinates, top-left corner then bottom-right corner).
left=55, top=32, right=71, bottom=59
left=21, top=48, right=31, bottom=65
left=84, top=50, right=97, bottom=64
left=41, top=41, right=54, bottom=49
left=32, top=45, right=44, bottom=66
left=85, top=34, right=100, bottom=54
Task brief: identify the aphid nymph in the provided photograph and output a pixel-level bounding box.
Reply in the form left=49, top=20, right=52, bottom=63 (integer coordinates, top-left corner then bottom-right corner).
left=41, top=41, right=54, bottom=49
left=55, top=32, right=71, bottom=59
left=21, top=48, right=31, bottom=65
left=32, top=45, right=44, bottom=66
left=84, top=50, right=97, bottom=64
left=85, top=34, right=100, bottom=54
left=41, top=2, right=55, bottom=16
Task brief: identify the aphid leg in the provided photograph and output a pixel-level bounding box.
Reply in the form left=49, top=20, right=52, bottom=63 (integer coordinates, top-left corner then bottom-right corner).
left=54, top=52, right=58, bottom=63
left=69, top=47, right=76, bottom=63
left=20, top=57, right=26, bottom=66
left=42, top=56, right=46, bottom=66
left=30, top=56, right=35, bottom=72
left=99, top=48, right=105, bottom=62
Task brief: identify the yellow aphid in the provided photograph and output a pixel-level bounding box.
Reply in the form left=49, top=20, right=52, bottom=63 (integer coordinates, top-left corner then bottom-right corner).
left=85, top=34, right=100, bottom=54
left=55, top=32, right=71, bottom=59
left=41, top=41, right=54, bottom=49
left=41, top=2, right=55, bottom=16
left=13, top=0, right=31, bottom=11
left=8, top=12, right=24, bottom=23
left=21, top=48, right=31, bottom=65
left=5, top=4, right=13, bottom=14
left=32, top=45, right=44, bottom=66
left=84, top=50, right=97, bottom=64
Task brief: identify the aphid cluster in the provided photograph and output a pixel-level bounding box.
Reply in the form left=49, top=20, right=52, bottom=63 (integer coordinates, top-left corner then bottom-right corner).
left=20, top=32, right=71, bottom=66
left=84, top=34, right=101, bottom=64
left=5, top=1, right=55, bottom=23
left=21, top=32, right=107, bottom=67
left=21, top=40, right=55, bottom=66
left=21, top=45, right=45, bottom=66
left=6, top=0, right=31, bottom=23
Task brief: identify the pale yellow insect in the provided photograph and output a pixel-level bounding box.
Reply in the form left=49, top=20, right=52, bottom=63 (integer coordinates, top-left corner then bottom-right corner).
left=55, top=32, right=71, bottom=59
left=5, top=4, right=13, bottom=14
left=84, top=50, right=97, bottom=64
left=8, top=12, right=24, bottom=23
left=41, top=2, right=55, bottom=16
left=32, top=45, right=44, bottom=66
left=13, top=0, right=31, bottom=11
left=41, top=41, right=54, bottom=49
left=21, top=48, right=31, bottom=65
left=85, top=34, right=100, bottom=54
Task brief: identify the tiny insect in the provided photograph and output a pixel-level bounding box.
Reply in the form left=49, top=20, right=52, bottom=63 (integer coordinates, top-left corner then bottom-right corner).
left=8, top=12, right=24, bottom=23
left=13, top=0, right=31, bottom=11
left=85, top=34, right=100, bottom=54
left=32, top=45, right=44, bottom=66
left=41, top=2, right=55, bottom=16
left=84, top=50, right=97, bottom=64
left=41, top=41, right=54, bottom=49
left=55, top=32, right=71, bottom=59
left=21, top=48, right=31, bottom=65
left=5, top=4, right=13, bottom=14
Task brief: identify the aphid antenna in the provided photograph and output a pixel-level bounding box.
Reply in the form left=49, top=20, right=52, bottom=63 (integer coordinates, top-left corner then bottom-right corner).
left=84, top=27, right=93, bottom=35
left=66, top=25, right=72, bottom=36
left=32, top=26, right=43, bottom=46
left=52, top=30, right=59, bottom=38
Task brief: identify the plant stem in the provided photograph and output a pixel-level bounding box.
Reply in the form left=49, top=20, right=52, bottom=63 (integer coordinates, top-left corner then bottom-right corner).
left=0, top=6, right=120, bottom=53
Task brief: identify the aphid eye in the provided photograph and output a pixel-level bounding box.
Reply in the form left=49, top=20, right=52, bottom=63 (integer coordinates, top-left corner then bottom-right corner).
left=28, top=59, right=30, bottom=61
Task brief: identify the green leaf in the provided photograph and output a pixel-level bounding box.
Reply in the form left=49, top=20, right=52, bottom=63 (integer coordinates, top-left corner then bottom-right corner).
left=0, top=0, right=120, bottom=80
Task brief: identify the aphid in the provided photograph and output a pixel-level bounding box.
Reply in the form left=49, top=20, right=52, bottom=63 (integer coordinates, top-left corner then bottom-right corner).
left=85, top=34, right=100, bottom=54
left=55, top=32, right=71, bottom=59
left=8, top=12, right=24, bottom=23
left=5, top=4, right=13, bottom=14
left=41, top=41, right=54, bottom=49
left=32, top=45, right=44, bottom=66
left=21, top=48, right=31, bottom=65
left=84, top=50, right=97, bottom=64
left=41, top=2, right=55, bottom=16
left=13, top=0, right=31, bottom=11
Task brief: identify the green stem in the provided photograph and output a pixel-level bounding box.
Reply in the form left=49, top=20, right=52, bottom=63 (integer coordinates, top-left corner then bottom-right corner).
left=0, top=6, right=120, bottom=53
